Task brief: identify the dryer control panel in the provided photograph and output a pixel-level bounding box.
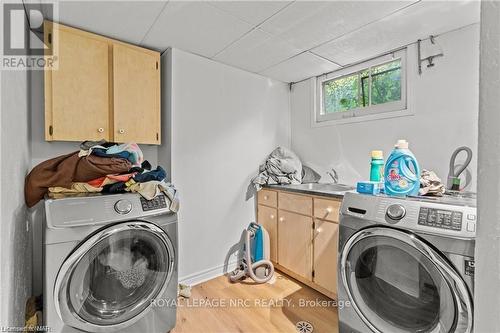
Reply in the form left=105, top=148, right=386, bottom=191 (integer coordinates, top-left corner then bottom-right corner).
left=340, top=192, right=477, bottom=238
left=418, top=207, right=463, bottom=231
left=141, top=195, right=168, bottom=211
left=45, top=193, right=173, bottom=229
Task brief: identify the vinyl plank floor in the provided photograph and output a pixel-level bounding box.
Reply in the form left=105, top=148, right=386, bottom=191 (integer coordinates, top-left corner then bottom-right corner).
left=172, top=270, right=339, bottom=333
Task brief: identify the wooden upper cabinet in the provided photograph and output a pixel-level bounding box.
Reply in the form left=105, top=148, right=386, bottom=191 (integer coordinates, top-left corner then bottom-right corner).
left=44, top=22, right=161, bottom=144
left=113, top=44, right=160, bottom=144
left=45, top=22, right=110, bottom=142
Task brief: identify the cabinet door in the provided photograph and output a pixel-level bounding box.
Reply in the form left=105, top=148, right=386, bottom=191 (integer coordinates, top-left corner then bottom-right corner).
left=313, top=219, right=339, bottom=294
left=257, top=205, right=278, bottom=262
left=278, top=210, right=313, bottom=280
left=45, top=23, right=110, bottom=141
left=113, top=44, right=160, bottom=144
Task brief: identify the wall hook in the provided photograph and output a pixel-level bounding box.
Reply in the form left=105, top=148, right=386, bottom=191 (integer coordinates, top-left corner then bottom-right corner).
left=417, top=35, right=444, bottom=75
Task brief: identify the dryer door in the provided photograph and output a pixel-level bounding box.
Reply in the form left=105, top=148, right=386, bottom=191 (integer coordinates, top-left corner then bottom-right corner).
left=340, top=226, right=473, bottom=333
left=54, top=221, right=175, bottom=332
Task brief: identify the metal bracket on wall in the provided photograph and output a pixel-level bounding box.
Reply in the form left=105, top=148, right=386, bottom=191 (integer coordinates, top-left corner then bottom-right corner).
left=417, top=35, right=444, bottom=75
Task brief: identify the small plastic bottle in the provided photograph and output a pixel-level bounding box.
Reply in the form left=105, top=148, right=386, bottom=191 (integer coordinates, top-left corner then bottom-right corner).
left=370, top=150, right=384, bottom=182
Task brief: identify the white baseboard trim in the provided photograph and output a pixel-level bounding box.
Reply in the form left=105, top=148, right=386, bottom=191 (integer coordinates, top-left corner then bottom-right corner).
left=179, top=261, right=238, bottom=286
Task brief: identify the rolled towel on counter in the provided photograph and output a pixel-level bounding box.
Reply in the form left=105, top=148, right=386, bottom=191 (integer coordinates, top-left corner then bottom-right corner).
left=419, top=169, right=446, bottom=196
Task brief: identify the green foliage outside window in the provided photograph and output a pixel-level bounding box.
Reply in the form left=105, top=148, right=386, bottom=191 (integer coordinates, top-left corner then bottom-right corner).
left=322, top=59, right=402, bottom=114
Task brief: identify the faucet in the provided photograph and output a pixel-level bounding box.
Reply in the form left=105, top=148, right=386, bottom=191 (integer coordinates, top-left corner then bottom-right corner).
left=326, top=168, right=339, bottom=184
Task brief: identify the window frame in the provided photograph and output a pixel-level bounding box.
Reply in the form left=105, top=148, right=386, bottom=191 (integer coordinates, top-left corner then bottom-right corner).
left=315, top=49, right=407, bottom=124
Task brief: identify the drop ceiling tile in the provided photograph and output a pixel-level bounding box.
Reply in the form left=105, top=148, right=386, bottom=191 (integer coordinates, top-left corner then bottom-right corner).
left=259, top=1, right=416, bottom=51
left=260, top=52, right=341, bottom=83
left=46, top=1, right=167, bottom=45
left=313, top=0, right=480, bottom=65
left=214, top=28, right=301, bottom=73
left=207, top=1, right=291, bottom=26
left=141, top=1, right=253, bottom=57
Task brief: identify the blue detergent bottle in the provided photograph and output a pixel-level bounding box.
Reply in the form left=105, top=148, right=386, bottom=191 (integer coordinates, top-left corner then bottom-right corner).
left=384, top=140, right=421, bottom=197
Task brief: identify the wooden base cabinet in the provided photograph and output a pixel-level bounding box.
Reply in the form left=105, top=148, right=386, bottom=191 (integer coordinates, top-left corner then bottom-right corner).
left=257, top=204, right=278, bottom=262
left=313, top=219, right=339, bottom=294
left=277, top=210, right=313, bottom=280
left=257, top=189, right=341, bottom=299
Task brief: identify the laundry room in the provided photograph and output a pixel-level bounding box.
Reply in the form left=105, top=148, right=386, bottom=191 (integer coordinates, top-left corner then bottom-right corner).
left=1, top=0, right=500, bottom=332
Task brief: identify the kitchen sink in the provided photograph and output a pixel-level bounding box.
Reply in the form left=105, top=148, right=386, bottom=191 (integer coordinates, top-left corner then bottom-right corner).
left=269, top=183, right=355, bottom=195
left=299, top=183, right=354, bottom=191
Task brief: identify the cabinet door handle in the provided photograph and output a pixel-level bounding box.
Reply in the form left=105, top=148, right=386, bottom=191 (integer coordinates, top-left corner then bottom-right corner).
left=98, top=127, right=104, bottom=133
left=263, top=195, right=269, bottom=200
left=316, top=227, right=322, bottom=233
left=270, top=214, right=275, bottom=219
left=118, top=129, right=125, bottom=134
left=279, top=217, right=285, bottom=222
left=326, top=207, right=333, bottom=213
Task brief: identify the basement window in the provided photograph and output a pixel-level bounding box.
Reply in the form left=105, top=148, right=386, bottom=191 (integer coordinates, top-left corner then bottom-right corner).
left=316, top=49, right=407, bottom=123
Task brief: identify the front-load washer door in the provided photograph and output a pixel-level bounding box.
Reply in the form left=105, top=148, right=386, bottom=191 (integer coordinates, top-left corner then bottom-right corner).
left=340, top=226, right=473, bottom=333
left=54, top=221, right=175, bottom=332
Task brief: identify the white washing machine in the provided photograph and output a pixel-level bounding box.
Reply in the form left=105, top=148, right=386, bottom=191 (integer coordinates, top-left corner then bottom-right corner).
left=43, top=193, right=178, bottom=333
left=338, top=192, right=476, bottom=333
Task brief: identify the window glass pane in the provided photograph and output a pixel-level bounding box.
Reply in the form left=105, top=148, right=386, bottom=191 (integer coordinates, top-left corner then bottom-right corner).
left=322, top=73, right=360, bottom=114
left=359, top=69, right=370, bottom=107
left=370, top=59, right=401, bottom=106
left=318, top=52, right=406, bottom=122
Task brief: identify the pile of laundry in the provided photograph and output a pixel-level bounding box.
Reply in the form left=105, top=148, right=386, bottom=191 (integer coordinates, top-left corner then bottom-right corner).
left=25, top=140, right=179, bottom=212
left=252, top=147, right=303, bottom=190
left=252, top=146, right=321, bottom=190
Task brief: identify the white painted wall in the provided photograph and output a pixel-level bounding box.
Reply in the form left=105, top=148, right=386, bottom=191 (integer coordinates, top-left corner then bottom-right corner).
left=290, top=24, right=479, bottom=190
left=0, top=58, right=33, bottom=330
left=0, top=6, right=33, bottom=327
left=475, top=2, right=500, bottom=331
left=159, top=48, right=290, bottom=284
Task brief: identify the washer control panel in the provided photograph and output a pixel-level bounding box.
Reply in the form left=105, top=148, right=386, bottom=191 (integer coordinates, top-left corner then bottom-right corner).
left=141, top=195, right=168, bottom=211
left=418, top=207, right=462, bottom=231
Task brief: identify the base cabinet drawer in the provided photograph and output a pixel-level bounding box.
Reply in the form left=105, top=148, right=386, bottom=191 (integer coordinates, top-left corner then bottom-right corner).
left=277, top=210, right=312, bottom=280
left=257, top=205, right=278, bottom=262
left=258, top=189, right=277, bottom=207
left=313, top=220, right=339, bottom=294
left=279, top=192, right=312, bottom=215
left=314, top=198, right=341, bottom=222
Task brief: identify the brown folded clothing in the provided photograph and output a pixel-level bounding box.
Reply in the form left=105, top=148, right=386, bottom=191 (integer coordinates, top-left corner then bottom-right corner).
left=25, top=151, right=132, bottom=207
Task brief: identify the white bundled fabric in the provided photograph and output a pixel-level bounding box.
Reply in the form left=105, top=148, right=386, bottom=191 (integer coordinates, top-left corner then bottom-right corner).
left=419, top=169, right=446, bottom=196
left=252, top=147, right=302, bottom=190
